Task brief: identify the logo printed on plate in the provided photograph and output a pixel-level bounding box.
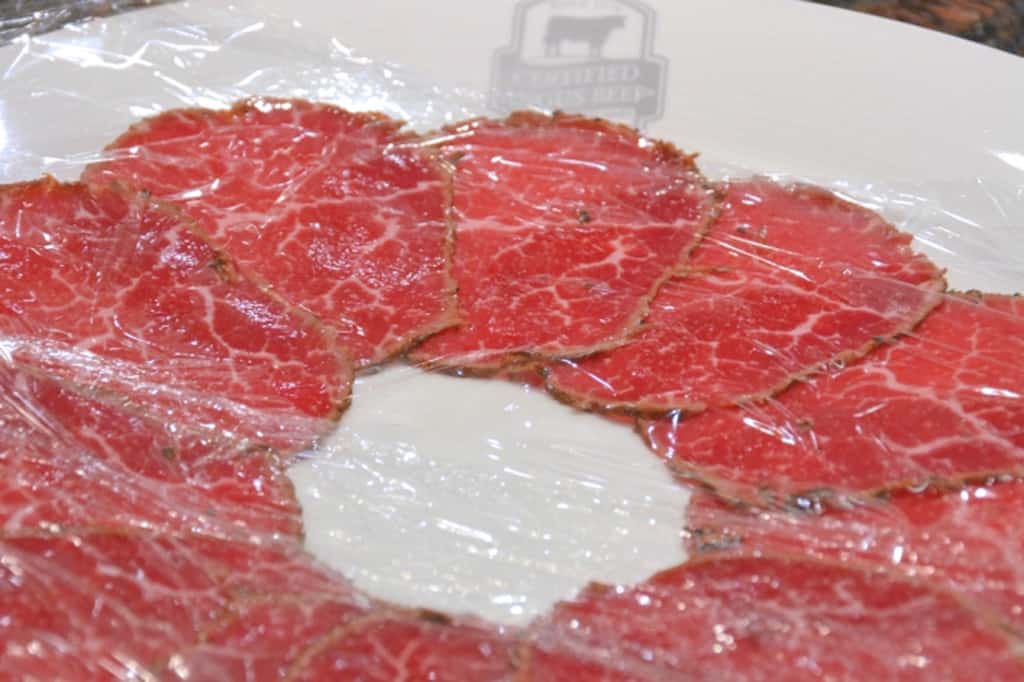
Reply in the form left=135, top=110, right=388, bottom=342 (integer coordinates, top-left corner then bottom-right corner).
left=491, top=0, right=667, bottom=128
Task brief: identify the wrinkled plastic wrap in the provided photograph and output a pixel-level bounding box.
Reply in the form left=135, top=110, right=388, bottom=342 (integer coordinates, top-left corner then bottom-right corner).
left=0, top=1, right=172, bottom=45
left=1, top=2, right=1024, bottom=680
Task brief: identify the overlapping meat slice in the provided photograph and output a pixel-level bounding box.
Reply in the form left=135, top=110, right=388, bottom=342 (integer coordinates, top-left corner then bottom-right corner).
left=0, top=175, right=517, bottom=678
left=0, top=370, right=516, bottom=679
left=0, top=530, right=370, bottom=681
left=409, top=112, right=716, bottom=371
left=83, top=98, right=456, bottom=368
left=519, top=554, right=1024, bottom=681
left=0, top=365, right=300, bottom=537
left=686, top=481, right=1024, bottom=633
left=0, top=178, right=351, bottom=452
left=0, top=524, right=518, bottom=680
left=643, top=292, right=1024, bottom=504
left=546, top=179, right=944, bottom=414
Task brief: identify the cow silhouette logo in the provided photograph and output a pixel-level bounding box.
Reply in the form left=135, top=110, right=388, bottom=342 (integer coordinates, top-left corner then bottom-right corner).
left=544, top=15, right=625, bottom=58
left=491, top=0, right=666, bottom=128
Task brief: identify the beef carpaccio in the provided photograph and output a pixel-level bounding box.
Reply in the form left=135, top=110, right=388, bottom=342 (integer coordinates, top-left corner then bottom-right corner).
left=0, top=178, right=352, bottom=453
left=0, top=527, right=515, bottom=680
left=409, top=112, right=717, bottom=372
left=2, top=97, right=1023, bottom=680
left=84, top=98, right=456, bottom=368
left=545, top=179, right=945, bottom=414
left=685, top=481, right=1024, bottom=633
left=643, top=292, right=1024, bottom=505
left=0, top=364, right=302, bottom=538
left=0, top=531, right=367, bottom=680
left=519, top=555, right=1024, bottom=681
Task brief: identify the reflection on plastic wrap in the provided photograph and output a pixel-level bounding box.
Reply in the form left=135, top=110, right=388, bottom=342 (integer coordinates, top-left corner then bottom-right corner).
left=641, top=291, right=1024, bottom=507
left=0, top=177, right=352, bottom=452
left=545, top=178, right=946, bottom=416
left=406, top=112, right=718, bottom=372
left=0, top=1, right=173, bottom=46
left=0, top=2, right=486, bottom=183
left=0, top=1, right=1023, bottom=680
left=81, top=98, right=461, bottom=369
left=699, top=160, right=1024, bottom=295
left=519, top=553, right=1024, bottom=679
left=685, top=482, right=1024, bottom=635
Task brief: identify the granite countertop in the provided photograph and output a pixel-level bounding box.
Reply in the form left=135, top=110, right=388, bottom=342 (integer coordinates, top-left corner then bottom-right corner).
left=818, top=0, right=1024, bottom=54
left=1, top=0, right=1022, bottom=55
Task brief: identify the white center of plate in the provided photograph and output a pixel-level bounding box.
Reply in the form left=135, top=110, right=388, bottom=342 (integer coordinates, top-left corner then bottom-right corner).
left=289, top=366, right=689, bottom=626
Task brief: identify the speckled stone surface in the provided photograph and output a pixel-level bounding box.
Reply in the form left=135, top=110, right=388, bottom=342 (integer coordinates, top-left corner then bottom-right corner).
left=1, top=1, right=1022, bottom=53
left=813, top=0, right=1024, bottom=54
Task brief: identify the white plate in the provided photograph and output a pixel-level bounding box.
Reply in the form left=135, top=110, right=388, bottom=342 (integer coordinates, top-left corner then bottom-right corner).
left=1, top=0, right=1022, bottom=628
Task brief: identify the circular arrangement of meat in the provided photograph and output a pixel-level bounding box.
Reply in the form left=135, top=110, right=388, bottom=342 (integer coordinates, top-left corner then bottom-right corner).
left=0, top=174, right=517, bottom=680
left=408, top=111, right=717, bottom=372
left=84, top=98, right=457, bottom=369
left=3, top=101, right=1023, bottom=679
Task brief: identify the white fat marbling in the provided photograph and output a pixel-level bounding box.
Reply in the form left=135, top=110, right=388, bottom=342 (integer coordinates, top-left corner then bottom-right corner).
left=289, top=366, right=689, bottom=626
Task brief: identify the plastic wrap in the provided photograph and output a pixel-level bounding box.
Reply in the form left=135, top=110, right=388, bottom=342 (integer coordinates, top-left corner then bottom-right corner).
left=1, top=2, right=1023, bottom=680
left=0, top=1, right=172, bottom=45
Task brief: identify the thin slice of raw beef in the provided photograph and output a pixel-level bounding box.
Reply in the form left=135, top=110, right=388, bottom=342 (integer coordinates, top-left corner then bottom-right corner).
left=685, top=481, right=1024, bottom=632
left=409, top=112, right=717, bottom=371
left=0, top=530, right=369, bottom=681
left=643, top=292, right=1024, bottom=505
left=519, top=554, right=1024, bottom=681
left=0, top=527, right=514, bottom=681
left=83, top=98, right=456, bottom=367
left=546, top=179, right=944, bottom=414
left=0, top=364, right=301, bottom=537
left=0, top=178, right=351, bottom=453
